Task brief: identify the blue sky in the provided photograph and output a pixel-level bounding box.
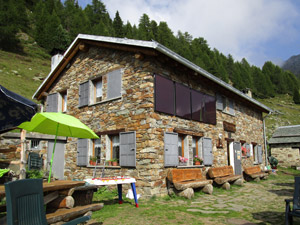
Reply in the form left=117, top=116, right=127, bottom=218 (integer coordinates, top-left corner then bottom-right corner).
left=77, top=0, right=300, bottom=67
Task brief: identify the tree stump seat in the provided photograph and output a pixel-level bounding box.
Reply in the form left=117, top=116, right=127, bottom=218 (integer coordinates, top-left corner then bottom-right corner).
left=243, top=165, right=268, bottom=181
left=167, top=168, right=213, bottom=191
left=207, top=165, right=242, bottom=185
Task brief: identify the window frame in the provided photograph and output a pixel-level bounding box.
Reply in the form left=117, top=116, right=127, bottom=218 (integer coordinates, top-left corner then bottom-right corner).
left=60, top=90, right=67, bottom=112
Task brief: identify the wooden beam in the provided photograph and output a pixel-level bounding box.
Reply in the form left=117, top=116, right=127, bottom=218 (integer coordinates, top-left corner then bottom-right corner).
left=79, top=43, right=89, bottom=52
left=83, top=40, right=158, bottom=56
left=97, top=128, right=126, bottom=136
left=173, top=128, right=204, bottom=137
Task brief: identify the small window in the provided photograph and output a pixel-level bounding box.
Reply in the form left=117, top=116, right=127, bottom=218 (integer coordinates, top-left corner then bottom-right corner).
left=93, top=139, right=101, bottom=163
left=30, top=140, right=40, bottom=150
left=216, top=94, right=235, bottom=116
left=178, top=135, right=185, bottom=157
left=192, top=136, right=200, bottom=158
left=61, top=91, right=67, bottom=112
left=93, top=78, right=102, bottom=103
left=110, top=135, right=120, bottom=162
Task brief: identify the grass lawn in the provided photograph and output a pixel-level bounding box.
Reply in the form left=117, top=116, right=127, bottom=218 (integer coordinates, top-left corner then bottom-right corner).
left=90, top=167, right=300, bottom=225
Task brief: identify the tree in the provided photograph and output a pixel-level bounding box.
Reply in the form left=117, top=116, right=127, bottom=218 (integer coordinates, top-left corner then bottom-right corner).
left=293, top=88, right=300, bottom=104
left=113, top=11, right=124, bottom=37
left=138, top=14, right=154, bottom=40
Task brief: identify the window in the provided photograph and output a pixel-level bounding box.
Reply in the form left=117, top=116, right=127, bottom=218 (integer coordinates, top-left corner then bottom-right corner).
left=79, top=69, right=122, bottom=107
left=93, top=139, right=101, bottom=163
left=110, top=135, right=120, bottom=161
left=192, top=136, right=200, bottom=158
left=178, top=135, right=185, bottom=157
left=93, top=78, right=103, bottom=103
left=164, top=132, right=179, bottom=167
left=154, top=75, right=174, bottom=115
left=30, top=140, right=40, bottom=150
left=216, top=94, right=235, bottom=116
left=175, top=83, right=191, bottom=119
left=61, top=91, right=67, bottom=112
left=155, top=74, right=216, bottom=124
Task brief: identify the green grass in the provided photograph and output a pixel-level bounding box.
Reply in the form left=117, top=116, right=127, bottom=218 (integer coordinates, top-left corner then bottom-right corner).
left=91, top=167, right=300, bottom=224
left=0, top=33, right=50, bottom=101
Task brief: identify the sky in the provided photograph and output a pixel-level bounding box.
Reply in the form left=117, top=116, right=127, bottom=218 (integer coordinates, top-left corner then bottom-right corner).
left=77, top=0, right=300, bottom=67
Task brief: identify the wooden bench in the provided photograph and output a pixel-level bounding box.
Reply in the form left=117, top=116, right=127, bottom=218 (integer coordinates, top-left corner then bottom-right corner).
left=167, top=168, right=213, bottom=197
left=46, top=203, right=104, bottom=224
left=207, top=166, right=243, bottom=189
left=243, top=165, right=269, bottom=181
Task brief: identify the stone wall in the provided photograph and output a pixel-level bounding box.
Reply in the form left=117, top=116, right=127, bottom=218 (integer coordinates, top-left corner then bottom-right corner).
left=271, top=144, right=300, bottom=167
left=45, top=45, right=266, bottom=197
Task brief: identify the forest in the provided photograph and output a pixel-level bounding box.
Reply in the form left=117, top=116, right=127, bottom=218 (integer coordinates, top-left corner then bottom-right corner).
left=1, top=0, right=300, bottom=102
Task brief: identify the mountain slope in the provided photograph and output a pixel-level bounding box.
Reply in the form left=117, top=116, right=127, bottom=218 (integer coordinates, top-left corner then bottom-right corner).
left=282, top=54, right=300, bottom=78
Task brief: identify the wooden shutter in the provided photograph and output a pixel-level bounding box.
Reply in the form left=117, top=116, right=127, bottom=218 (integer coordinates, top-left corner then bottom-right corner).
left=216, top=94, right=223, bottom=110
left=46, top=93, right=58, bottom=112
left=79, top=82, right=89, bottom=107
left=164, top=132, right=178, bottom=167
left=107, top=69, right=122, bottom=99
left=120, top=131, right=136, bottom=167
left=233, top=142, right=242, bottom=175
left=246, top=143, right=250, bottom=157
left=77, top=139, right=88, bottom=166
left=257, top=145, right=263, bottom=164
left=228, top=99, right=235, bottom=115
left=202, top=137, right=213, bottom=166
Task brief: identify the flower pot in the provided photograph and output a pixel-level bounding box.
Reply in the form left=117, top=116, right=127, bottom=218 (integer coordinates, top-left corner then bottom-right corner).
left=108, top=161, right=112, bottom=166
left=90, top=161, right=96, bottom=166
left=195, top=161, right=201, bottom=165
left=179, top=162, right=187, bottom=166
left=112, top=161, right=118, bottom=166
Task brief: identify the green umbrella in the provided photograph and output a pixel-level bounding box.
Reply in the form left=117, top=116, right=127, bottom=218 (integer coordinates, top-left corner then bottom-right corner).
left=18, top=112, right=99, bottom=182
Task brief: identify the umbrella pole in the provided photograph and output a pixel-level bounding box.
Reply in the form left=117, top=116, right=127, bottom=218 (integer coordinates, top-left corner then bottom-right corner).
left=48, top=123, right=59, bottom=183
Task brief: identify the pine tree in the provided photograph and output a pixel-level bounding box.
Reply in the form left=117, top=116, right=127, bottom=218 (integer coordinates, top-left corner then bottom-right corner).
left=293, top=88, right=300, bottom=104
left=138, top=14, right=154, bottom=40
left=113, top=11, right=124, bottom=37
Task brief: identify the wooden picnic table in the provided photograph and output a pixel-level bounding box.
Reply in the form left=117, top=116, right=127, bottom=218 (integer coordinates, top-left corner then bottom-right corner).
left=0, top=180, right=86, bottom=198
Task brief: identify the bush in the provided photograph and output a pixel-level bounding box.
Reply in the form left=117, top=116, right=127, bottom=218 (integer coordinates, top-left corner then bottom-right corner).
left=26, top=169, right=44, bottom=179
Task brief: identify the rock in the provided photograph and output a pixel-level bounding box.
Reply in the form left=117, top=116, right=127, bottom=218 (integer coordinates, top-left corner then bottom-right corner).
left=222, top=182, right=230, bottom=190
left=178, top=188, right=194, bottom=199
left=254, top=177, right=260, bottom=182
left=202, top=184, right=213, bottom=195
left=233, top=178, right=243, bottom=186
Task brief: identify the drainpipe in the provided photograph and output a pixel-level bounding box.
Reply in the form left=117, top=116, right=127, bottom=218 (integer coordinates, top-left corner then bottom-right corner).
left=263, top=111, right=272, bottom=167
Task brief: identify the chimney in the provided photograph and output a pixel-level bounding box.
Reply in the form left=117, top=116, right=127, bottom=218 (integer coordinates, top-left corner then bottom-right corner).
left=50, top=48, right=64, bottom=71
left=242, top=88, right=252, bottom=98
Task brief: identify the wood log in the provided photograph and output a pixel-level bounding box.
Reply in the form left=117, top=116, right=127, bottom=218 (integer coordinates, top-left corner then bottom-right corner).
left=44, top=191, right=59, bottom=205
left=59, top=188, right=75, bottom=196
left=48, top=196, right=74, bottom=209
left=46, top=203, right=104, bottom=224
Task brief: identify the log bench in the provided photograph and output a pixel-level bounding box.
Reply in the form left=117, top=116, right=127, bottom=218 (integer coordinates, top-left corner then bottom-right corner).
left=46, top=203, right=104, bottom=224
left=243, top=165, right=269, bottom=181
left=167, top=168, right=213, bottom=198
left=207, top=166, right=243, bottom=189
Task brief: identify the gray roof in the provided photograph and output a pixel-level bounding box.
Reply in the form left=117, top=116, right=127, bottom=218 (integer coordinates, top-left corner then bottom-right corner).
left=33, top=34, right=272, bottom=113
left=269, top=125, right=300, bottom=144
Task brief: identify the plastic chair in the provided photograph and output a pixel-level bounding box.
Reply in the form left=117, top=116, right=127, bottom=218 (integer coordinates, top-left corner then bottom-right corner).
left=5, top=179, right=91, bottom=225
left=285, top=176, right=300, bottom=225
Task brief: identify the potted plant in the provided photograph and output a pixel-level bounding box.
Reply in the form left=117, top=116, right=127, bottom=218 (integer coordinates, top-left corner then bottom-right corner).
left=241, top=146, right=248, bottom=157
left=112, top=158, right=118, bottom=166
left=89, top=156, right=97, bottom=166
left=178, top=156, right=188, bottom=166
left=194, top=155, right=203, bottom=165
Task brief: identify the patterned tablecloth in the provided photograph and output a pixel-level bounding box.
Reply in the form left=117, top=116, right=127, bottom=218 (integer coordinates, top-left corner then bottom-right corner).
left=84, top=177, right=136, bottom=186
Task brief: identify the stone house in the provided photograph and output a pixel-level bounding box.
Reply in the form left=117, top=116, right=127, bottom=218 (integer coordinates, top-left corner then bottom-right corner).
left=269, top=125, right=300, bottom=167
left=32, top=34, right=271, bottom=197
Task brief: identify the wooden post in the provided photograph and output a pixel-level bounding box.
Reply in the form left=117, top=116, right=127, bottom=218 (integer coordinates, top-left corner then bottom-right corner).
left=20, top=129, right=26, bottom=179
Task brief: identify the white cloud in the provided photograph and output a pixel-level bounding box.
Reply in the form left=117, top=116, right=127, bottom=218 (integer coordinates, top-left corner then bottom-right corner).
left=101, top=0, right=300, bottom=66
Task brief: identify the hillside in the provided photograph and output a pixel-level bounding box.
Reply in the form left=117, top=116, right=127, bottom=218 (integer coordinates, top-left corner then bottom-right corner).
left=1, top=36, right=300, bottom=140
left=0, top=33, right=50, bottom=100
left=282, top=54, right=300, bottom=78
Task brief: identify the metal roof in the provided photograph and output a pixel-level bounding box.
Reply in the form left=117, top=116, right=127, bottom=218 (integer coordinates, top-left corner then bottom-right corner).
left=33, top=34, right=272, bottom=113
left=269, top=125, right=300, bottom=144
